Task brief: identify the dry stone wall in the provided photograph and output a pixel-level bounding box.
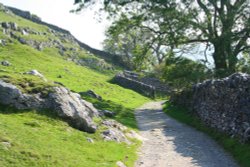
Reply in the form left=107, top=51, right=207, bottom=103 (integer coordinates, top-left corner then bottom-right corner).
left=113, top=71, right=171, bottom=98
left=113, top=72, right=156, bottom=98
left=171, top=73, right=250, bottom=142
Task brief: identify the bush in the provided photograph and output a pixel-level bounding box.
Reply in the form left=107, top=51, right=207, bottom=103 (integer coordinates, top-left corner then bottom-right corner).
left=154, top=56, right=212, bottom=89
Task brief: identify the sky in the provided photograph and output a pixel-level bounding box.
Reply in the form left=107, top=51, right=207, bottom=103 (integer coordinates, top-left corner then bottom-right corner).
left=0, top=0, right=109, bottom=49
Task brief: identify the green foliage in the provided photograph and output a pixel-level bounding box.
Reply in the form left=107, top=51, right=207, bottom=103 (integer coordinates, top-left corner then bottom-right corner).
left=75, top=0, right=250, bottom=76
left=103, top=15, right=153, bottom=71
left=154, top=56, right=211, bottom=89
left=236, top=53, right=250, bottom=74
left=164, top=102, right=250, bottom=167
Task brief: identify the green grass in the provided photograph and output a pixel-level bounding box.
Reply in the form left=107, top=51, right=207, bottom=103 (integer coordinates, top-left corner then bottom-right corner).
left=0, top=42, right=148, bottom=110
left=164, top=102, right=250, bottom=167
left=0, top=106, right=139, bottom=167
left=83, top=96, right=138, bottom=129
left=0, top=9, right=150, bottom=166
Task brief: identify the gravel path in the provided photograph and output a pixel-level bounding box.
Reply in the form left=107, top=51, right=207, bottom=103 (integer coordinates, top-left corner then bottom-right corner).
left=135, top=101, right=239, bottom=167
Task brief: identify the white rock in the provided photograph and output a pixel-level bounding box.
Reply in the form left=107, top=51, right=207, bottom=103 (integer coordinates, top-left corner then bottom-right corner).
left=116, top=161, right=127, bottom=167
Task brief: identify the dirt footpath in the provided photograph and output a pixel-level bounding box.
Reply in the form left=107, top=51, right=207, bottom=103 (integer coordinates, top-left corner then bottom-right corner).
left=135, top=101, right=239, bottom=167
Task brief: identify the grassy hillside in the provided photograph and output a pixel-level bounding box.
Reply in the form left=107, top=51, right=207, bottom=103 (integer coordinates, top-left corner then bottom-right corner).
left=0, top=8, right=149, bottom=166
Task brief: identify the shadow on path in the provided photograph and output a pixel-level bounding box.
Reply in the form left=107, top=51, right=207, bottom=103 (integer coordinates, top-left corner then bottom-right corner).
left=135, top=101, right=239, bottom=167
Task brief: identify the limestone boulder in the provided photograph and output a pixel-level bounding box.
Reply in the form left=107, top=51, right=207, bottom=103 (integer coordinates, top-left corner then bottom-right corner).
left=0, top=80, right=99, bottom=133
left=1, top=60, right=11, bottom=66
left=0, top=80, right=43, bottom=109
left=48, top=87, right=99, bottom=133
left=101, top=120, right=131, bottom=144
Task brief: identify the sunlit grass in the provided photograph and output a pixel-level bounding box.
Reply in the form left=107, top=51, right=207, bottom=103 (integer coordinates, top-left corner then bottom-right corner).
left=0, top=10, right=149, bottom=166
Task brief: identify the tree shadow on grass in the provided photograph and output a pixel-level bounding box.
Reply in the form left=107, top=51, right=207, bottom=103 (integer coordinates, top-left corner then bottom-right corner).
left=0, top=104, right=63, bottom=122
left=0, top=104, right=90, bottom=131
left=0, top=95, right=139, bottom=130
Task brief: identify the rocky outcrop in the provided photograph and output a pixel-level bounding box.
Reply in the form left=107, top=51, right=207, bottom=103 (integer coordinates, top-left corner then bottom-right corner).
left=101, top=120, right=142, bottom=144
left=77, top=57, right=114, bottom=71
left=116, top=161, right=127, bottom=167
left=0, top=3, right=125, bottom=71
left=0, top=80, right=99, bottom=133
left=48, top=87, right=99, bottom=132
left=99, top=110, right=115, bottom=117
left=1, top=60, right=11, bottom=66
left=0, top=80, right=45, bottom=109
left=5, top=5, right=130, bottom=69
left=80, top=90, right=103, bottom=101
left=171, top=73, right=250, bottom=142
left=25, top=69, right=45, bottom=78
left=113, top=71, right=171, bottom=98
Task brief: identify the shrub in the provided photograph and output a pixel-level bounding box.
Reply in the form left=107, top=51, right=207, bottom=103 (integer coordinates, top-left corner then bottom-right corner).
left=154, top=56, right=212, bottom=89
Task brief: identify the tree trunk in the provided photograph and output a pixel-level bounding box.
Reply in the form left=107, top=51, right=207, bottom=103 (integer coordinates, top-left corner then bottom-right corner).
left=228, top=54, right=237, bottom=74
left=212, top=38, right=238, bottom=77
left=213, top=44, right=228, bottom=77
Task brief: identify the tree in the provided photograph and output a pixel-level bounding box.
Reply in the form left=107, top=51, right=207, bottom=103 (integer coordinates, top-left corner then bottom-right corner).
left=74, top=0, right=250, bottom=77
left=153, top=56, right=212, bottom=89
left=102, top=15, right=154, bottom=70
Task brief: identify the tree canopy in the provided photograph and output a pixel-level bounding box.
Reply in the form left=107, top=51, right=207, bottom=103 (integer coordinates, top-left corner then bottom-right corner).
left=74, top=0, right=250, bottom=77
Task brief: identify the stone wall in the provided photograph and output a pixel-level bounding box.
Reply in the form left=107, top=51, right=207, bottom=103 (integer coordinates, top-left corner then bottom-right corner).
left=171, top=73, right=250, bottom=142
left=113, top=71, right=171, bottom=98
left=113, top=73, right=156, bottom=98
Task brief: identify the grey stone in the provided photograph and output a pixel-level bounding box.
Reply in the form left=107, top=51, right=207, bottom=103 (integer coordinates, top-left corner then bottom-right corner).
left=1, top=142, right=11, bottom=150
left=102, top=129, right=128, bottom=143
left=37, top=43, right=44, bottom=51
left=171, top=72, right=250, bottom=142
left=86, top=137, right=94, bottom=143
left=48, top=87, right=99, bottom=133
left=1, top=22, right=10, bottom=29
left=1, top=22, right=18, bottom=30
left=113, top=71, right=171, bottom=98
left=100, top=110, right=115, bottom=117
left=9, top=22, right=18, bottom=30
left=116, top=161, right=127, bottom=167
left=1, top=60, right=11, bottom=66
left=0, top=80, right=99, bottom=133
left=101, top=120, right=131, bottom=144
left=18, top=37, right=27, bottom=44
left=25, top=69, right=44, bottom=78
left=0, top=39, right=6, bottom=46
left=86, top=90, right=102, bottom=100
left=21, top=29, right=28, bottom=35
left=102, top=120, right=127, bottom=131
left=0, top=80, right=44, bottom=109
left=2, top=29, right=7, bottom=35
left=78, top=57, right=114, bottom=71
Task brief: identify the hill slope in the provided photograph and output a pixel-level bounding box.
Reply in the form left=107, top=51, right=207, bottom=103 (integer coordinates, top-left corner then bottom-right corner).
left=0, top=4, right=149, bottom=166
